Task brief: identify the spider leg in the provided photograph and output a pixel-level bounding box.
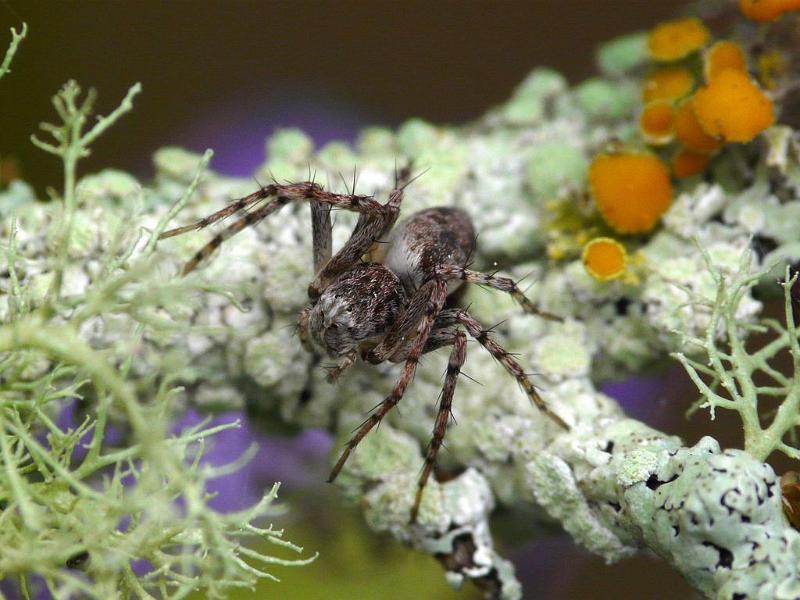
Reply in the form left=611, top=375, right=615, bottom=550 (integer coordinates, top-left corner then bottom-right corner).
left=455, top=309, right=569, bottom=430
left=434, top=265, right=562, bottom=321
left=159, top=186, right=274, bottom=239
left=411, top=330, right=467, bottom=523
left=311, top=200, right=332, bottom=275
left=327, top=279, right=448, bottom=483
left=297, top=307, right=314, bottom=352
left=364, top=279, right=438, bottom=363
left=309, top=165, right=413, bottom=298
left=164, top=180, right=407, bottom=275
left=376, top=302, right=461, bottom=364
left=178, top=199, right=286, bottom=275
left=325, top=350, right=357, bottom=383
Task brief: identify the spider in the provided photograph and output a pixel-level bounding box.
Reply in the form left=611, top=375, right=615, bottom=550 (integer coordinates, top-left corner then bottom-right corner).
left=160, top=167, right=569, bottom=521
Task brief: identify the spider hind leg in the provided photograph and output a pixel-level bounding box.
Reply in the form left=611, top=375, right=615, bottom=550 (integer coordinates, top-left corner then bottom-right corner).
left=435, top=264, right=562, bottom=321
left=456, top=309, right=569, bottom=430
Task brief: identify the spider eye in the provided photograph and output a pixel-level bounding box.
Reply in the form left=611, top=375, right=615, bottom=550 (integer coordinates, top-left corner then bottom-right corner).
left=346, top=306, right=353, bottom=312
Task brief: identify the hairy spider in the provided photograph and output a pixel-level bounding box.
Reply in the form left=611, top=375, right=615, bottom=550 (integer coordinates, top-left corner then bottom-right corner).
left=160, top=168, right=569, bottom=521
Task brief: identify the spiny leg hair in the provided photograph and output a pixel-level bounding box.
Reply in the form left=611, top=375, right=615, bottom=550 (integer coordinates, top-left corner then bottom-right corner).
left=158, top=185, right=274, bottom=239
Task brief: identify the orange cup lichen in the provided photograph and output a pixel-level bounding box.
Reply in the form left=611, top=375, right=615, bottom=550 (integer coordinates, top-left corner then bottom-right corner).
left=674, top=98, right=722, bottom=153
left=589, top=152, right=673, bottom=234
left=671, top=148, right=711, bottom=178
left=640, top=100, right=675, bottom=145
left=693, top=69, right=775, bottom=142
left=739, top=0, right=800, bottom=22
left=704, top=41, right=747, bottom=82
left=643, top=67, right=695, bottom=103
left=582, top=237, right=628, bottom=281
left=648, top=17, right=710, bottom=62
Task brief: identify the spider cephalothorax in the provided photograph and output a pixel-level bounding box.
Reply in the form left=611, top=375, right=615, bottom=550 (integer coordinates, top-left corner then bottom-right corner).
left=308, top=262, right=406, bottom=357
left=160, top=168, right=569, bottom=521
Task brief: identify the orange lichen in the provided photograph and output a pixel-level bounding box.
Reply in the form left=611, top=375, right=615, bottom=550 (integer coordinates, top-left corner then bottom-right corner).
left=704, top=41, right=747, bottom=81
left=693, top=69, right=775, bottom=142
left=648, top=17, right=710, bottom=62
left=740, top=0, right=800, bottom=22
left=582, top=237, right=628, bottom=281
left=643, top=67, right=695, bottom=103
left=589, top=152, right=673, bottom=234
left=671, top=148, right=711, bottom=178
left=674, top=98, right=722, bottom=153
left=639, top=100, right=675, bottom=144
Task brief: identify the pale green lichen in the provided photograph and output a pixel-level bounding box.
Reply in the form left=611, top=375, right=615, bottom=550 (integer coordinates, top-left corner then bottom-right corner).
left=673, top=250, right=800, bottom=463
left=500, top=69, right=568, bottom=125
left=0, top=23, right=26, bottom=82
left=573, top=77, right=639, bottom=121
left=525, top=142, right=588, bottom=200
left=595, top=31, right=648, bottom=76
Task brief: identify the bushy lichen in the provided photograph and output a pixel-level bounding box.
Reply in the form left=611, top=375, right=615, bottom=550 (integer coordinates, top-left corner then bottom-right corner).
left=0, top=30, right=313, bottom=598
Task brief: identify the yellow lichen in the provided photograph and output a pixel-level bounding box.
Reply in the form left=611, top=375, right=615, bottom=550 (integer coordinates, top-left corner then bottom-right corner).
left=643, top=67, right=695, bottom=103
left=674, top=98, right=722, bottom=153
left=693, top=69, right=775, bottom=142
left=582, top=237, right=628, bottom=281
left=639, top=100, right=675, bottom=145
left=704, top=41, right=747, bottom=82
left=671, top=147, right=711, bottom=178
left=648, top=17, right=710, bottom=62
left=589, top=152, right=673, bottom=234
left=740, top=0, right=800, bottom=22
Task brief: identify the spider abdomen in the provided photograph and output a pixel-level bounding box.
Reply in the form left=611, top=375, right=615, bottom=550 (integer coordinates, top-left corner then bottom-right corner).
left=381, top=207, right=476, bottom=294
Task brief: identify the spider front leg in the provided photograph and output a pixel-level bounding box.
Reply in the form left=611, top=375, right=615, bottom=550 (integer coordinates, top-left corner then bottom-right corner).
left=161, top=180, right=401, bottom=276
left=327, top=279, right=449, bottom=484
left=434, top=264, right=562, bottom=321
left=363, top=279, right=439, bottom=364
left=297, top=307, right=314, bottom=353
left=325, top=350, right=357, bottom=383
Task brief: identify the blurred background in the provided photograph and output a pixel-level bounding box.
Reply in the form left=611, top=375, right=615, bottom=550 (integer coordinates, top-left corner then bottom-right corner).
left=2, top=1, right=761, bottom=599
